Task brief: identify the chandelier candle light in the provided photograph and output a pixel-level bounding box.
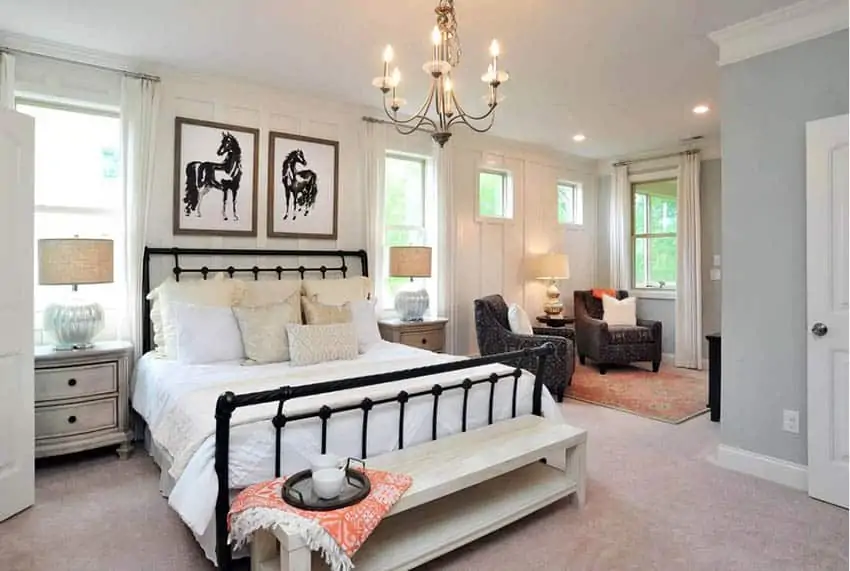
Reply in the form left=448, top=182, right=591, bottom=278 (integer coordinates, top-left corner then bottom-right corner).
left=373, top=0, right=509, bottom=147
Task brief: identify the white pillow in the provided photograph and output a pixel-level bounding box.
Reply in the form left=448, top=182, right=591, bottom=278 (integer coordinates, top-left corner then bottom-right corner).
left=302, top=277, right=373, bottom=306
left=507, top=303, right=534, bottom=335
left=602, top=295, right=637, bottom=326
left=286, top=323, right=360, bottom=366
left=349, top=298, right=382, bottom=353
left=168, top=302, right=245, bottom=364
left=147, top=274, right=242, bottom=357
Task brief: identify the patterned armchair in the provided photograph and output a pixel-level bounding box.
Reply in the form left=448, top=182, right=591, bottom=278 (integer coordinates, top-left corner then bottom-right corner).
left=473, top=294, right=574, bottom=402
left=573, top=290, right=662, bottom=374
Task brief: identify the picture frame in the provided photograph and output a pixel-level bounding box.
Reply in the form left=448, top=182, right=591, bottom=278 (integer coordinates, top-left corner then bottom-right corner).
left=267, top=131, right=339, bottom=239
left=173, top=117, right=260, bottom=236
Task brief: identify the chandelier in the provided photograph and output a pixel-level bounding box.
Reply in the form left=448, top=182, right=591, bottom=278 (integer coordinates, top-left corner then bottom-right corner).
left=372, top=0, right=509, bottom=147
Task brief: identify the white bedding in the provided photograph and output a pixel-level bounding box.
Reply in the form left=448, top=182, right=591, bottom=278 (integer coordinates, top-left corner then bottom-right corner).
left=132, top=341, right=562, bottom=561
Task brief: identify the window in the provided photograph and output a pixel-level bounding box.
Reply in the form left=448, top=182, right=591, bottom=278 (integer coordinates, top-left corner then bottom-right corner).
left=383, top=153, right=434, bottom=309
left=557, top=181, right=583, bottom=225
left=632, top=179, right=677, bottom=289
left=478, top=170, right=513, bottom=219
left=16, top=101, right=124, bottom=341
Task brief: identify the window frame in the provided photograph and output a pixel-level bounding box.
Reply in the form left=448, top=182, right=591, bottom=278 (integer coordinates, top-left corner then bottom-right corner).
left=476, top=168, right=514, bottom=222
left=556, top=180, right=584, bottom=227
left=630, top=176, right=678, bottom=292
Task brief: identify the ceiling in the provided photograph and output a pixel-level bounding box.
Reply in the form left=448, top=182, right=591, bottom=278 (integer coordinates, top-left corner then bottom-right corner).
left=0, top=0, right=800, bottom=158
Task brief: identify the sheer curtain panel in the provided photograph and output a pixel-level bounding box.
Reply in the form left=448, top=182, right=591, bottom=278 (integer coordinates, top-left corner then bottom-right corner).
left=675, top=151, right=703, bottom=369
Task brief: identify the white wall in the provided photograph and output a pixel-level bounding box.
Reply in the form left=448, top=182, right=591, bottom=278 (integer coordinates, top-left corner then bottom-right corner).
left=13, top=48, right=597, bottom=356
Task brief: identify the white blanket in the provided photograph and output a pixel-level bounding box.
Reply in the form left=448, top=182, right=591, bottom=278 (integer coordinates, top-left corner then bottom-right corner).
left=133, top=342, right=562, bottom=554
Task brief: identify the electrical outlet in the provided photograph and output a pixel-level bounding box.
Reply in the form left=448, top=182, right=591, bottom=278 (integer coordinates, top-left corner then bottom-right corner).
left=710, top=268, right=722, bottom=281
left=782, top=410, right=800, bottom=434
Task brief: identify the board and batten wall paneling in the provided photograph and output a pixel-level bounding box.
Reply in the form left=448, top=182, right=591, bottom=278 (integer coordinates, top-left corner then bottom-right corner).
left=449, top=133, right=597, bottom=356
left=148, top=73, right=369, bottom=254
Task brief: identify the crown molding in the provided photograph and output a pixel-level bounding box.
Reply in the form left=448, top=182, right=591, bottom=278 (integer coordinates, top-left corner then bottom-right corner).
left=709, top=0, right=848, bottom=66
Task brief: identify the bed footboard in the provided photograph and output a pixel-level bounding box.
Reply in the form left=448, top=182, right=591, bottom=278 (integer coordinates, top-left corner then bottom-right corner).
left=214, top=343, right=555, bottom=570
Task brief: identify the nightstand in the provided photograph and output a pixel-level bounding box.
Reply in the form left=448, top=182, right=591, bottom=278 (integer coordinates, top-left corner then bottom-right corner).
left=34, top=341, right=133, bottom=459
left=378, top=317, right=448, bottom=353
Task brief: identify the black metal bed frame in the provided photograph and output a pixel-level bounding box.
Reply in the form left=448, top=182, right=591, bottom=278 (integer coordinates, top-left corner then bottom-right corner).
left=140, top=247, right=553, bottom=570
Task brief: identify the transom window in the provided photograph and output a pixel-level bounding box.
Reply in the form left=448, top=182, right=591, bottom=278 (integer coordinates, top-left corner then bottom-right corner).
left=478, top=170, right=513, bottom=220
left=557, top=181, right=583, bottom=225
left=632, top=179, right=677, bottom=289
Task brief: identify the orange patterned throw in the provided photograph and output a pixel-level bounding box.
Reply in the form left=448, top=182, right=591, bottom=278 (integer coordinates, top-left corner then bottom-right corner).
left=591, top=288, right=617, bottom=299
left=228, top=468, right=413, bottom=571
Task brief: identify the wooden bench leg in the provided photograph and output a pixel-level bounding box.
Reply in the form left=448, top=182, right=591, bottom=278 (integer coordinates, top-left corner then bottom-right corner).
left=565, top=441, right=587, bottom=508
left=250, top=529, right=313, bottom=571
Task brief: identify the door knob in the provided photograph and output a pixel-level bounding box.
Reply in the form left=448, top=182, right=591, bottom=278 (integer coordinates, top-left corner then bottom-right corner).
left=811, top=322, right=828, bottom=337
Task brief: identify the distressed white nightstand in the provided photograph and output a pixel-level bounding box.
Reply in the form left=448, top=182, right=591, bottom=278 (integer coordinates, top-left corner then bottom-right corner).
left=34, top=341, right=133, bottom=459
left=378, top=317, right=448, bottom=353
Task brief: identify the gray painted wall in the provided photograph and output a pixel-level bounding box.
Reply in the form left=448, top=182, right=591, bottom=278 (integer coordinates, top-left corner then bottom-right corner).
left=720, top=30, right=849, bottom=465
left=595, top=159, right=723, bottom=356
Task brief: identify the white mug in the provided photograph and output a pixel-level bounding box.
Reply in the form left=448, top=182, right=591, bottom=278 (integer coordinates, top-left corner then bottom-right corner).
left=311, top=453, right=340, bottom=473
left=312, top=468, right=345, bottom=499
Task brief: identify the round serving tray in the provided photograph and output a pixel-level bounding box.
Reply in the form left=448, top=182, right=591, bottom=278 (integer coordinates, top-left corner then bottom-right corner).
left=282, top=461, right=371, bottom=511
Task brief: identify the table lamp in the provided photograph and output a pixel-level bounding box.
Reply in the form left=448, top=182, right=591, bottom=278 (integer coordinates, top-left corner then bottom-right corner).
left=38, top=238, right=114, bottom=350
left=389, top=246, right=432, bottom=322
left=533, top=253, right=570, bottom=316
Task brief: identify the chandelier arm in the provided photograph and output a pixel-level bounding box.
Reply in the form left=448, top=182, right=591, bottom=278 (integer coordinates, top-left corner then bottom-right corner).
left=381, top=81, right=437, bottom=126
left=449, top=109, right=496, bottom=133
left=394, top=116, right=437, bottom=136
left=449, top=91, right=498, bottom=123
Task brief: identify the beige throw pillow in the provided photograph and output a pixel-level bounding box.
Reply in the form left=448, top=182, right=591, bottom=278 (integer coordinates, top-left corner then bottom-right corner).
left=236, top=279, right=302, bottom=307
left=286, top=323, right=359, bottom=366
left=233, top=302, right=301, bottom=364
left=301, top=277, right=373, bottom=305
left=301, top=296, right=353, bottom=325
left=602, top=295, right=637, bottom=326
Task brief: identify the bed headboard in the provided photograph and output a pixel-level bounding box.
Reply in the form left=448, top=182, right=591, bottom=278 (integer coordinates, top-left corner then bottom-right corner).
left=141, top=247, right=369, bottom=354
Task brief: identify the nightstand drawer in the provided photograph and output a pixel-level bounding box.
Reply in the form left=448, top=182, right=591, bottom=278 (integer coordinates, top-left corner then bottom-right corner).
left=35, top=398, right=118, bottom=440
left=399, top=329, right=444, bottom=352
left=35, top=362, right=117, bottom=402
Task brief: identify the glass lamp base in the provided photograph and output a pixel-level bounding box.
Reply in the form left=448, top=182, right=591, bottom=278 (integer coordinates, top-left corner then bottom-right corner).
left=394, top=281, right=430, bottom=322
left=44, top=295, right=104, bottom=351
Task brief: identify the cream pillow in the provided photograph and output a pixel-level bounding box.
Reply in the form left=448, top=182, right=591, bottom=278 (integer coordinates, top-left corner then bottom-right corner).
left=236, top=279, right=302, bottom=307
left=602, top=295, right=637, bottom=326
left=233, top=302, right=301, bottom=364
left=147, top=274, right=242, bottom=357
left=286, top=323, right=359, bottom=366
left=302, top=277, right=373, bottom=306
left=507, top=303, right=534, bottom=335
left=301, top=296, right=353, bottom=325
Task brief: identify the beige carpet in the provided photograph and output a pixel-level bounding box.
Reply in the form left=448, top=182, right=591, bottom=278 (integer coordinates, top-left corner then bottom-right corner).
left=1, top=401, right=846, bottom=571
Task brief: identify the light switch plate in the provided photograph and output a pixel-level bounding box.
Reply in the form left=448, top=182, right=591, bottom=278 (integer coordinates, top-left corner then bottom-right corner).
left=710, top=268, right=721, bottom=281
left=713, top=254, right=721, bottom=267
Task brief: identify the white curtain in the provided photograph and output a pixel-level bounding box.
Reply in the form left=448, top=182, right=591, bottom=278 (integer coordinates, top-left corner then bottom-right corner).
left=120, top=75, right=160, bottom=358
left=0, top=52, right=15, bottom=109
left=361, top=120, right=387, bottom=296
left=435, top=143, right=454, bottom=353
left=675, top=151, right=703, bottom=369
left=608, top=164, right=631, bottom=288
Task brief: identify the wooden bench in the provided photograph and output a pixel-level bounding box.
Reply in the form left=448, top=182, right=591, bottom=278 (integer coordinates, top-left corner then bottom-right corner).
left=250, top=415, right=587, bottom=571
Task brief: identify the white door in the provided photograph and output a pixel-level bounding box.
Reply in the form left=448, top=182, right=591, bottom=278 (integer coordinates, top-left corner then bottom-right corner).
left=0, top=107, right=35, bottom=522
left=806, top=113, right=849, bottom=509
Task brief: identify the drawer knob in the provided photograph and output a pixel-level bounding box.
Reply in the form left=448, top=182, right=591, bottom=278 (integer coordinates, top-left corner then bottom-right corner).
left=68, top=415, right=77, bottom=424
left=421, top=338, right=428, bottom=345
left=68, top=378, right=77, bottom=387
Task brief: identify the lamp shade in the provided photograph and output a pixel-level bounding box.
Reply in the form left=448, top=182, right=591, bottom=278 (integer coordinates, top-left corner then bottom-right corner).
left=532, top=253, right=570, bottom=280
left=389, top=246, right=432, bottom=278
left=38, top=238, right=114, bottom=286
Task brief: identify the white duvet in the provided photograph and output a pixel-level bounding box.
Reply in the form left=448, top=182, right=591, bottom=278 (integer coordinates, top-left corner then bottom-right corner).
left=132, top=341, right=562, bottom=558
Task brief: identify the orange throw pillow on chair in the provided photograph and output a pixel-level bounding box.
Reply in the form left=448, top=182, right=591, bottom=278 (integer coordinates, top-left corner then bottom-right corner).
left=592, top=288, right=617, bottom=299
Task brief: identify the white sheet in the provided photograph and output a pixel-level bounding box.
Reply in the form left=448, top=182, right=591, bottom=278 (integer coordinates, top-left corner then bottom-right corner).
left=132, top=341, right=562, bottom=560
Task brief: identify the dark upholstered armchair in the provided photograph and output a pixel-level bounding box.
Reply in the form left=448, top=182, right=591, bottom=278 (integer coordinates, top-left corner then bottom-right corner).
left=474, top=294, right=574, bottom=402
left=574, top=290, right=662, bottom=374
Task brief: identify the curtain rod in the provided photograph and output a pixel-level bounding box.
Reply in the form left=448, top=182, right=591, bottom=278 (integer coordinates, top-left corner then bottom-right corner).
left=612, top=148, right=698, bottom=167
left=362, top=116, right=392, bottom=125
left=1, top=46, right=161, bottom=82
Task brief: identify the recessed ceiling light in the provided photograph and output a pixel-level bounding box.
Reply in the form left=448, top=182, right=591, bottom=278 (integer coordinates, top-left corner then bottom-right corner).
left=573, top=133, right=586, bottom=142
left=693, top=104, right=710, bottom=115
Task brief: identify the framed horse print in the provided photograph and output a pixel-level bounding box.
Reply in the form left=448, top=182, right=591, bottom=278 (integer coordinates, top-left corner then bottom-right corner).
left=267, top=131, right=339, bottom=239
left=173, top=117, right=259, bottom=236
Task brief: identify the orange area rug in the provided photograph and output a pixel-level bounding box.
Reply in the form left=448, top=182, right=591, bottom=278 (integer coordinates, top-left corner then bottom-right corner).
left=567, top=363, right=708, bottom=424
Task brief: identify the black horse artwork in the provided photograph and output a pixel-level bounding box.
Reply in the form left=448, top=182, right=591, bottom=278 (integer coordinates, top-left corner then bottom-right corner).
left=183, top=132, right=243, bottom=221
left=280, top=148, right=319, bottom=220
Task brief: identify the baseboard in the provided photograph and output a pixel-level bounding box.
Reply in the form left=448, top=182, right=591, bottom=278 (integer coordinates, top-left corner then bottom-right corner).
left=712, top=444, right=808, bottom=491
